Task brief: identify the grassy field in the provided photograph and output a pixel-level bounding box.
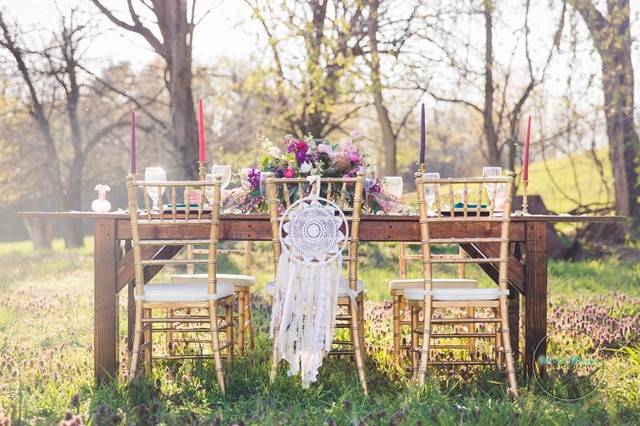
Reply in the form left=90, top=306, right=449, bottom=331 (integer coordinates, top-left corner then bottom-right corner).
left=0, top=239, right=639, bottom=425
left=520, top=148, right=613, bottom=215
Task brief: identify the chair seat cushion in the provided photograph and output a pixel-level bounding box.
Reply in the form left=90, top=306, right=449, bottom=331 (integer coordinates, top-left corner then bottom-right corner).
left=170, top=273, right=256, bottom=287
left=403, top=287, right=506, bottom=301
left=265, top=278, right=364, bottom=297
left=389, top=278, right=477, bottom=290
left=135, top=282, right=234, bottom=303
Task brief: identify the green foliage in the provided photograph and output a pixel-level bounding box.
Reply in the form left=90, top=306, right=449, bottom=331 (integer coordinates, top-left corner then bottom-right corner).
left=0, top=240, right=639, bottom=424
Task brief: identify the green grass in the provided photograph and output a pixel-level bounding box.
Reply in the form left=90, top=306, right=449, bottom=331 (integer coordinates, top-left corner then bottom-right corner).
left=520, top=148, right=613, bottom=215
left=0, top=239, right=639, bottom=425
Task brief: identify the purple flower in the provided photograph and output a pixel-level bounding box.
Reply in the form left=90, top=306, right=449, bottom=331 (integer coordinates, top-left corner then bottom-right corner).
left=365, top=178, right=381, bottom=194
left=247, top=168, right=261, bottom=189
left=348, top=150, right=361, bottom=164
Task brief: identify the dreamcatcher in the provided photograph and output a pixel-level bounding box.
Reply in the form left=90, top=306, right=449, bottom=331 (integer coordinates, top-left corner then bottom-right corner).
left=269, top=176, right=350, bottom=387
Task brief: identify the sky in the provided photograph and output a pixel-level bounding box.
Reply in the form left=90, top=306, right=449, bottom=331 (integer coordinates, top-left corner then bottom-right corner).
left=2, top=0, right=257, bottom=68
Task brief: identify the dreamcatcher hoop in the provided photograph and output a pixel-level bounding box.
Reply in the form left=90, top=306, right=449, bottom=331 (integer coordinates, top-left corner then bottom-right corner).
left=278, top=195, right=349, bottom=266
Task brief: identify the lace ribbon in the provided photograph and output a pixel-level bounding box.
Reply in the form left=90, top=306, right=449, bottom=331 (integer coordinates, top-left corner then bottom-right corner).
left=270, top=253, right=342, bottom=387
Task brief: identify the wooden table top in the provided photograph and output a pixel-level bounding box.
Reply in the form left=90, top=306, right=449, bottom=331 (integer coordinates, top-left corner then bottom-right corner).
left=18, top=211, right=625, bottom=223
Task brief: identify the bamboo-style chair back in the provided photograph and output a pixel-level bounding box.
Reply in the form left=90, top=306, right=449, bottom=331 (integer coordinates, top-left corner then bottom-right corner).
left=414, top=172, right=514, bottom=293
left=126, top=175, right=223, bottom=299
left=264, top=172, right=366, bottom=291
left=398, top=243, right=467, bottom=279
left=185, top=241, right=253, bottom=275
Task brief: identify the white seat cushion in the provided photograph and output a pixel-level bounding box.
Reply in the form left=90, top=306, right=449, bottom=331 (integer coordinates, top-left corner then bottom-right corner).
left=403, top=287, right=507, bottom=301
left=135, top=282, right=234, bottom=303
left=170, top=273, right=256, bottom=287
left=265, top=278, right=364, bottom=297
left=389, top=278, right=477, bottom=290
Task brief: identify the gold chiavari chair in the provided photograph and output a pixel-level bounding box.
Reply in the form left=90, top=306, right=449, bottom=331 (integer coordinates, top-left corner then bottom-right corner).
left=264, top=172, right=368, bottom=394
left=389, top=244, right=477, bottom=355
left=407, top=172, right=518, bottom=396
left=170, top=241, right=256, bottom=354
left=126, top=175, right=233, bottom=394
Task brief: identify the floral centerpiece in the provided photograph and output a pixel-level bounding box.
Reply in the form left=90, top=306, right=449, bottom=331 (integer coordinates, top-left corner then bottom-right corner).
left=226, top=133, right=401, bottom=214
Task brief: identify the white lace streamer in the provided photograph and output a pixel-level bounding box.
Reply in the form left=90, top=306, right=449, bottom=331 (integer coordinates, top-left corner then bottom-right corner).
left=269, top=185, right=348, bottom=387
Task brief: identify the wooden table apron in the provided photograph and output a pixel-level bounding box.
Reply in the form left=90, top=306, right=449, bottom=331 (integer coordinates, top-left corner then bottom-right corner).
left=85, top=213, right=555, bottom=384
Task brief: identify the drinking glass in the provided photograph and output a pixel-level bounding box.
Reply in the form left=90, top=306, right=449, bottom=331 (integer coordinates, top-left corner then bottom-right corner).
left=382, top=176, right=403, bottom=199
left=365, top=164, right=378, bottom=181
left=423, top=172, right=440, bottom=216
left=144, top=166, right=166, bottom=211
left=240, top=167, right=253, bottom=188
left=204, top=173, right=215, bottom=205
left=211, top=164, right=232, bottom=190
left=482, top=166, right=502, bottom=207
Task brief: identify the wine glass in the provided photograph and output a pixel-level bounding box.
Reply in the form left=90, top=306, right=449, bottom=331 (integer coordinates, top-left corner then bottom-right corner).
left=204, top=173, right=215, bottom=205
left=211, top=165, right=232, bottom=190
left=382, top=176, right=403, bottom=199
left=240, top=167, right=253, bottom=188
left=144, top=166, right=166, bottom=211
left=423, top=172, right=440, bottom=216
left=482, top=166, right=502, bottom=208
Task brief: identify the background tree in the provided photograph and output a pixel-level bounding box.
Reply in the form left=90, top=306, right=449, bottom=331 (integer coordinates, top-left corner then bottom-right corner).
left=91, top=0, right=200, bottom=178
left=566, top=0, right=639, bottom=234
left=244, top=0, right=369, bottom=139
left=0, top=8, right=132, bottom=247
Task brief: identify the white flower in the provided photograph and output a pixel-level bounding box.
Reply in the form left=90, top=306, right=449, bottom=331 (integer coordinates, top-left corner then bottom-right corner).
left=300, top=161, right=313, bottom=173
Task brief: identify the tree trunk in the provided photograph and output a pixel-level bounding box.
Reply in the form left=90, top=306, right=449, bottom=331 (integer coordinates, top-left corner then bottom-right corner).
left=23, top=217, right=53, bottom=250
left=161, top=0, right=198, bottom=179
left=368, top=0, right=397, bottom=176
left=482, top=0, right=500, bottom=166
left=568, top=0, right=640, bottom=235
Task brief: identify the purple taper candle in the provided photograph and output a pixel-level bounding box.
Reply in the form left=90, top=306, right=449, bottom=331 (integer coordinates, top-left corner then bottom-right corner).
left=130, top=111, right=136, bottom=174
left=419, top=103, right=426, bottom=165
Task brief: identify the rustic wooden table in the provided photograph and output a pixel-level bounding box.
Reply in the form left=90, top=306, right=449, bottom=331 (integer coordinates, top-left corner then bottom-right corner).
left=19, top=211, right=623, bottom=384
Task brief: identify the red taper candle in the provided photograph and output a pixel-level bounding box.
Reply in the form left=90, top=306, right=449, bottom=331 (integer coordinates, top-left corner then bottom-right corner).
left=523, top=115, right=532, bottom=181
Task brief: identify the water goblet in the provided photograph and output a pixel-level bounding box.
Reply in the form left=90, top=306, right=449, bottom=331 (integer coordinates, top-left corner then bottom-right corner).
left=144, top=166, right=167, bottom=211
left=482, top=166, right=502, bottom=207
left=211, top=164, right=232, bottom=190
left=382, top=176, right=403, bottom=199
left=423, top=172, right=440, bottom=216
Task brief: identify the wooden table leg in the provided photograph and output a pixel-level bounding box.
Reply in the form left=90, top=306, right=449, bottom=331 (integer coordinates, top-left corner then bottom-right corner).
left=94, top=218, right=119, bottom=383
left=524, top=221, right=548, bottom=378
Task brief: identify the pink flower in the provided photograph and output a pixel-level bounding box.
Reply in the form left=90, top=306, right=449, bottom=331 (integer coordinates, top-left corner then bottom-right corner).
left=348, top=150, right=361, bottom=164
left=284, top=167, right=295, bottom=178
left=316, top=143, right=334, bottom=156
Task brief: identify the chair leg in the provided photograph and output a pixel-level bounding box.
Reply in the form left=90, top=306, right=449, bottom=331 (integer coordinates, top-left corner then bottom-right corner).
left=246, top=290, right=254, bottom=350
left=166, top=308, right=174, bottom=355
left=467, top=307, right=475, bottom=359
left=237, top=290, right=246, bottom=355
left=357, top=295, right=366, bottom=354
left=143, top=308, right=152, bottom=376
left=417, top=300, right=432, bottom=387
left=410, top=305, right=419, bottom=382
left=208, top=300, right=226, bottom=394
left=349, top=298, right=368, bottom=395
left=392, top=294, right=401, bottom=353
left=225, top=298, right=234, bottom=363
left=499, top=297, right=518, bottom=397
left=493, top=308, right=503, bottom=369
left=129, top=300, right=144, bottom=380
